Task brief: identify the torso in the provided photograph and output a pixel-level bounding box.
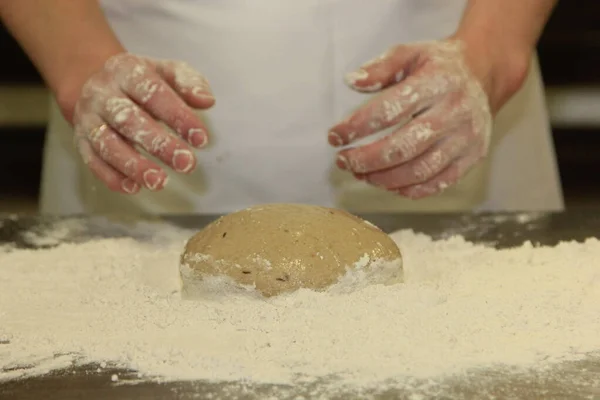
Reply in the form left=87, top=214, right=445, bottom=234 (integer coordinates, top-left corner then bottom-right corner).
left=39, top=0, right=564, bottom=214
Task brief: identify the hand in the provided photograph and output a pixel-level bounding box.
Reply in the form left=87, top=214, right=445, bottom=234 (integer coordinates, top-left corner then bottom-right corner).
left=328, top=39, right=494, bottom=199
left=72, top=53, right=214, bottom=194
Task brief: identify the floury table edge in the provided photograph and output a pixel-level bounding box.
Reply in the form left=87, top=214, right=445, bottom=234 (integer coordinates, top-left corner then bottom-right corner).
left=1, top=211, right=600, bottom=399
left=0, top=211, right=599, bottom=250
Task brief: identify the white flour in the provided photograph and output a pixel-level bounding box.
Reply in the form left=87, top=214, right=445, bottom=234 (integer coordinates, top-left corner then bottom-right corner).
left=1, top=221, right=599, bottom=397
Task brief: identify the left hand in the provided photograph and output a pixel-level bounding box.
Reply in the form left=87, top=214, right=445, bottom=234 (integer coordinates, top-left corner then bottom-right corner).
left=328, top=39, right=495, bottom=199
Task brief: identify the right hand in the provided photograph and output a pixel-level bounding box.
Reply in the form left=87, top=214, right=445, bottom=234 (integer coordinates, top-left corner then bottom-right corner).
left=72, top=53, right=215, bottom=194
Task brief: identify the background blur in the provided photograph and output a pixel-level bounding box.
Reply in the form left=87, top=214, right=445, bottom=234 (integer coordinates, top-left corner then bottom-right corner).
left=0, top=2, right=598, bottom=214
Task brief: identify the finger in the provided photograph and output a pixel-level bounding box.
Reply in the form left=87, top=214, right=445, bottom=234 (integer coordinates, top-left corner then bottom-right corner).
left=336, top=110, right=448, bottom=174
left=329, top=72, right=439, bottom=147
left=75, top=136, right=141, bottom=195
left=361, top=134, right=469, bottom=189
left=344, top=44, right=419, bottom=93
left=84, top=122, right=169, bottom=191
left=155, top=60, right=215, bottom=108
left=395, top=151, right=481, bottom=199
left=116, top=63, right=210, bottom=149
left=101, top=96, right=198, bottom=174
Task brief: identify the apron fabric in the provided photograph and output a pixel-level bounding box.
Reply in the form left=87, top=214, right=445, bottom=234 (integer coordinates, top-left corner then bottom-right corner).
left=39, top=0, right=564, bottom=215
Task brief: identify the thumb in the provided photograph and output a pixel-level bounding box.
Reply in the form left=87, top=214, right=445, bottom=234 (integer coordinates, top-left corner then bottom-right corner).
left=344, top=44, right=419, bottom=93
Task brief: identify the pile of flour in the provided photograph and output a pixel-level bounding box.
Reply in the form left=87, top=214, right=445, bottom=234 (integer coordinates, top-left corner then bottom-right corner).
left=1, top=221, right=599, bottom=395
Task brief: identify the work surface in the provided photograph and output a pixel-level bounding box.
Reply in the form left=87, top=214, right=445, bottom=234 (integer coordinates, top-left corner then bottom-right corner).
left=1, top=211, right=599, bottom=399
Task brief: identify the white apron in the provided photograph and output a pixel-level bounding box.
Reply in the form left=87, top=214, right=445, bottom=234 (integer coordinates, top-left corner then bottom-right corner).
left=39, top=0, right=564, bottom=215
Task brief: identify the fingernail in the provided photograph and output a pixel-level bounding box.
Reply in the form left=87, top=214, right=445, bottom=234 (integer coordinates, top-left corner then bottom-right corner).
left=328, top=131, right=344, bottom=147
left=354, top=173, right=366, bottom=181
left=173, top=149, right=196, bottom=173
left=197, top=93, right=215, bottom=102
left=192, top=87, right=215, bottom=100
left=187, top=128, right=208, bottom=148
left=336, top=154, right=349, bottom=170
left=143, top=169, right=164, bottom=191
left=360, top=82, right=383, bottom=92
left=121, top=178, right=140, bottom=194
left=344, top=69, right=369, bottom=86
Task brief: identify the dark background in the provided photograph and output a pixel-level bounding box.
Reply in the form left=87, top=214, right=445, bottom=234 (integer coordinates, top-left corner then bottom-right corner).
left=0, top=1, right=599, bottom=212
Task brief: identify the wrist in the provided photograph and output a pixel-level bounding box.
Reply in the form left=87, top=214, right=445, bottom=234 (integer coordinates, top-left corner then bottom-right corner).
left=454, top=24, right=532, bottom=115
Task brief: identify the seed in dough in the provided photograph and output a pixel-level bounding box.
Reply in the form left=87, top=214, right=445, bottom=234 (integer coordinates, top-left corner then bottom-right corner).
left=179, top=203, right=403, bottom=297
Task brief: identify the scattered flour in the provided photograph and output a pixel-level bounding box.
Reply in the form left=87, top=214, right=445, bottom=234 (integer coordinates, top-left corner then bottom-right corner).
left=1, top=222, right=599, bottom=397
left=19, top=220, right=85, bottom=247
left=435, top=212, right=547, bottom=243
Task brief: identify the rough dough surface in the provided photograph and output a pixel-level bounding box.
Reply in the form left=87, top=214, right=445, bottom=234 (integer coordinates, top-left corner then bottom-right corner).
left=179, top=203, right=403, bottom=297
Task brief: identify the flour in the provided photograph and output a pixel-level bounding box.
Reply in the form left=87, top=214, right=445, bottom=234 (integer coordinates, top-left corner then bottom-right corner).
left=435, top=212, right=546, bottom=243
left=1, top=222, right=599, bottom=397
left=19, top=220, right=84, bottom=248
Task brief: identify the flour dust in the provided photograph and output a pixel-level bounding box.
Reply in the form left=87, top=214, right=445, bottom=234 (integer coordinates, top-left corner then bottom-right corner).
left=1, top=220, right=599, bottom=397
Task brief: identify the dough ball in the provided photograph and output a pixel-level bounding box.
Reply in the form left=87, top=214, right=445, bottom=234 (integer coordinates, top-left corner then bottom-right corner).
left=179, top=203, right=403, bottom=297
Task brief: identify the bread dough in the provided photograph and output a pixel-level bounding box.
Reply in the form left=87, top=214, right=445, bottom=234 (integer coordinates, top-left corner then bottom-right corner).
left=179, top=203, right=403, bottom=297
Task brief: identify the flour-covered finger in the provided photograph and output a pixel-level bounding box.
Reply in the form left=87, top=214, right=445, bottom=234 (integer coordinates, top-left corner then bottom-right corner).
left=336, top=112, right=448, bottom=174
left=344, top=44, right=416, bottom=93
left=362, top=134, right=469, bottom=189
left=104, top=55, right=209, bottom=149
left=155, top=60, right=215, bottom=108
left=329, top=73, right=439, bottom=147
left=100, top=96, right=197, bottom=175
left=85, top=122, right=168, bottom=191
left=75, top=136, right=141, bottom=194
left=121, top=78, right=209, bottom=149
left=395, top=151, right=481, bottom=199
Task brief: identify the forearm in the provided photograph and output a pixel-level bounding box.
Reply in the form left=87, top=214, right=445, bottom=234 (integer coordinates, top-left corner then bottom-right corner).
left=458, top=0, right=557, bottom=55
left=455, top=0, right=558, bottom=110
left=0, top=0, right=125, bottom=121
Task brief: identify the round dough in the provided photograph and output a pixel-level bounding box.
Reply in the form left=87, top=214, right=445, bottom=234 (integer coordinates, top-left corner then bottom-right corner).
left=179, top=203, right=403, bottom=297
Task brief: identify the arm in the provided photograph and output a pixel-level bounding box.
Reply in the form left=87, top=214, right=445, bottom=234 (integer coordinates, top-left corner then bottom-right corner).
left=456, top=0, right=558, bottom=111
left=0, top=0, right=125, bottom=121
left=0, top=0, right=214, bottom=195
left=328, top=1, right=558, bottom=199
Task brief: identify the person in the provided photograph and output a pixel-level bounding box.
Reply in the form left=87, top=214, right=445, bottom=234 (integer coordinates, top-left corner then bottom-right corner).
left=0, top=0, right=564, bottom=215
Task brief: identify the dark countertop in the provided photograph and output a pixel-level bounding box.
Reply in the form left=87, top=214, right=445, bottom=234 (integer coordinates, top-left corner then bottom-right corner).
left=1, top=210, right=599, bottom=250
left=1, top=211, right=600, bottom=399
